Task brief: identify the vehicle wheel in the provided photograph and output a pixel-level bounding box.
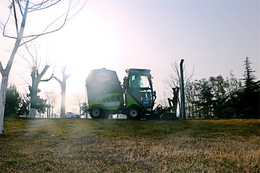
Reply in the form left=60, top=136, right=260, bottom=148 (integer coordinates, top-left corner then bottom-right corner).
left=90, top=106, right=104, bottom=119
left=127, top=106, right=141, bottom=119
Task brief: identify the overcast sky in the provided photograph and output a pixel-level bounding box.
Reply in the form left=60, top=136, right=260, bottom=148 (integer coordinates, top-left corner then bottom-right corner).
left=0, top=0, right=259, bottom=114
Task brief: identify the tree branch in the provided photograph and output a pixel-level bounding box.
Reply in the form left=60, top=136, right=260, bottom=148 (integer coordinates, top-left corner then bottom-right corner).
left=2, top=0, right=87, bottom=44
left=53, top=76, right=62, bottom=84
left=5, top=0, right=29, bottom=75
left=17, top=0, right=24, bottom=16
left=1, top=5, right=14, bottom=39
left=29, top=0, right=61, bottom=12
left=41, top=73, right=54, bottom=82
left=19, top=0, right=72, bottom=46
left=39, top=65, right=50, bottom=79
left=65, top=74, right=71, bottom=81
left=0, top=62, right=3, bottom=74
left=12, top=0, right=19, bottom=36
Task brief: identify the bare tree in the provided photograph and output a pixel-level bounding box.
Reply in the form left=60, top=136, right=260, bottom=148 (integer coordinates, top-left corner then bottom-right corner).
left=54, top=66, right=70, bottom=118
left=166, top=61, right=194, bottom=117
left=29, top=65, right=53, bottom=118
left=167, top=62, right=194, bottom=90
left=20, top=43, right=54, bottom=118
left=44, top=89, right=57, bottom=118
left=0, top=0, right=87, bottom=133
left=74, top=93, right=84, bottom=115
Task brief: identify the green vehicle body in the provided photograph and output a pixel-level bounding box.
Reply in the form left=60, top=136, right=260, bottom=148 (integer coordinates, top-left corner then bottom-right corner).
left=124, top=93, right=142, bottom=109
left=88, top=93, right=124, bottom=111
left=86, top=68, right=156, bottom=119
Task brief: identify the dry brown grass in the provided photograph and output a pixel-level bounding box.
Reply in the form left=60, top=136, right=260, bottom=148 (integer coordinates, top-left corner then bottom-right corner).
left=0, top=118, right=259, bottom=172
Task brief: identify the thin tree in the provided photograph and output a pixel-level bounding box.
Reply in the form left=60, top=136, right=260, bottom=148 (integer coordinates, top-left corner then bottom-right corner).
left=166, top=61, right=194, bottom=117
left=185, top=81, right=196, bottom=119
left=0, top=0, right=87, bottom=133
left=54, top=66, right=71, bottom=118
left=193, top=79, right=203, bottom=119
left=44, top=89, right=57, bottom=118
left=74, top=94, right=84, bottom=115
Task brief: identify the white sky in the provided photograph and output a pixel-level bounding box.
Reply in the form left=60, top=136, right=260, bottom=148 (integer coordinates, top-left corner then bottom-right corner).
left=0, top=0, right=259, bottom=114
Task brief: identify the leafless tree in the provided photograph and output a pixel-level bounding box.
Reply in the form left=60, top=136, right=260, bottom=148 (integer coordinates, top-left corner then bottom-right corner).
left=0, top=0, right=87, bottom=133
left=20, top=43, right=54, bottom=118
left=74, top=93, right=84, bottom=115
left=167, top=62, right=194, bottom=89
left=166, top=61, right=194, bottom=117
left=29, top=65, right=53, bottom=118
left=54, top=66, right=70, bottom=118
left=44, top=89, right=57, bottom=118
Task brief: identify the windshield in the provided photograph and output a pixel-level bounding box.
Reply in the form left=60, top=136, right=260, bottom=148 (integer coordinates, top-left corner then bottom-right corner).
left=129, top=71, right=151, bottom=88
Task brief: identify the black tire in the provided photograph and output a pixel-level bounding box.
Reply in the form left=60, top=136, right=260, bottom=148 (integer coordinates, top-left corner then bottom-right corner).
left=89, top=106, right=104, bottom=119
left=127, top=106, right=141, bottom=119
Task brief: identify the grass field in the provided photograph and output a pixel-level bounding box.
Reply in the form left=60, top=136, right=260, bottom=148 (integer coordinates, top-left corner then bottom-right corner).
left=0, top=118, right=259, bottom=172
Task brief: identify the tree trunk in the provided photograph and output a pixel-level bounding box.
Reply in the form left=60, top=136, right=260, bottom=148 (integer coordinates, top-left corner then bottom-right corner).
left=29, top=108, right=37, bottom=118
left=192, top=103, right=195, bottom=119
left=188, top=103, right=191, bottom=118
left=0, top=76, right=8, bottom=133
left=54, top=67, right=70, bottom=119
left=29, top=81, right=39, bottom=118
left=51, top=106, right=53, bottom=118
left=28, top=65, right=52, bottom=118
left=60, top=82, right=66, bottom=118
left=46, top=106, right=50, bottom=118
